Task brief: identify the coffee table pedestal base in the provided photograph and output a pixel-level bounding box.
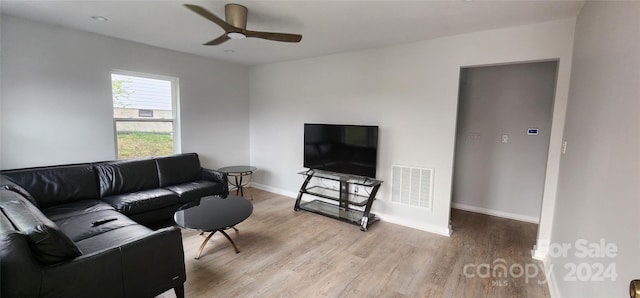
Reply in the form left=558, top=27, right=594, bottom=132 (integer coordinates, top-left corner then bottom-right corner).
left=196, top=229, right=240, bottom=260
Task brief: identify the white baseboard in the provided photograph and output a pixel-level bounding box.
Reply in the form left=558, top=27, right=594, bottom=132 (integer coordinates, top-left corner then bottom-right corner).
left=376, top=212, right=452, bottom=237
left=451, top=202, right=539, bottom=224
left=531, top=239, right=559, bottom=297
left=541, top=257, right=560, bottom=298
left=250, top=182, right=298, bottom=198
left=532, top=239, right=549, bottom=261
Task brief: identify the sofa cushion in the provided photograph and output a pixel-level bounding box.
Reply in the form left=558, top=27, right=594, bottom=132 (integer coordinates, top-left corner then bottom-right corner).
left=74, top=225, right=151, bottom=255
left=155, top=153, right=202, bottom=187
left=95, top=159, right=160, bottom=198
left=101, top=189, right=179, bottom=216
left=42, top=199, right=116, bottom=222
left=53, top=209, right=139, bottom=242
left=0, top=189, right=81, bottom=265
left=2, top=165, right=99, bottom=209
left=166, top=180, right=225, bottom=203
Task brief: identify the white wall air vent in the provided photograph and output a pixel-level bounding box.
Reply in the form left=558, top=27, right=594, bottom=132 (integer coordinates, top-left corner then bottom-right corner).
left=391, top=165, right=434, bottom=210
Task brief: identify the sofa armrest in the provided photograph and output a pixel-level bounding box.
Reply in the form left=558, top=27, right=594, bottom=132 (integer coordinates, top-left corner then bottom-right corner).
left=1, top=233, right=43, bottom=297
left=202, top=168, right=229, bottom=197
left=38, top=227, right=185, bottom=297
left=41, top=244, right=125, bottom=297
left=1, top=174, right=40, bottom=208
left=120, top=226, right=186, bottom=297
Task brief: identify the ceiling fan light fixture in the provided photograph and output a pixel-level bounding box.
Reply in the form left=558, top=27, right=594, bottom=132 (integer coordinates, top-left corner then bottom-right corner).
left=227, top=32, right=246, bottom=39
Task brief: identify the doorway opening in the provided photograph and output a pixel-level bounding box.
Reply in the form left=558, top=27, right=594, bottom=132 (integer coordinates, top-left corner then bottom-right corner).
left=451, top=61, right=559, bottom=239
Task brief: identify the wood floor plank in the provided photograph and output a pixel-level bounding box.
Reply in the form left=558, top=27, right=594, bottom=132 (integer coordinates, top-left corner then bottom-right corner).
left=157, top=188, right=550, bottom=298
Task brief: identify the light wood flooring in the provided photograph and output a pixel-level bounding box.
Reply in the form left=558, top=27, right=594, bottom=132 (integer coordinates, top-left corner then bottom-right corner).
left=158, top=188, right=550, bottom=298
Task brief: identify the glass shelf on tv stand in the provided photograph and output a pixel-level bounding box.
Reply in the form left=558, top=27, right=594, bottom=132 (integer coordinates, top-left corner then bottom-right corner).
left=297, top=170, right=382, bottom=187
left=303, top=185, right=371, bottom=206
left=298, top=200, right=377, bottom=228
left=294, top=170, right=382, bottom=231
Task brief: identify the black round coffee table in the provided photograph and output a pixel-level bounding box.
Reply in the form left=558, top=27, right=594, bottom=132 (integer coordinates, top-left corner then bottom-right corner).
left=174, top=195, right=253, bottom=259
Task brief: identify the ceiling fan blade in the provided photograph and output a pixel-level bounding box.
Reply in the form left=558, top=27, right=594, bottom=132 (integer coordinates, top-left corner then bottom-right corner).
left=183, top=4, right=236, bottom=32
left=203, top=34, right=230, bottom=46
left=244, top=30, right=303, bottom=43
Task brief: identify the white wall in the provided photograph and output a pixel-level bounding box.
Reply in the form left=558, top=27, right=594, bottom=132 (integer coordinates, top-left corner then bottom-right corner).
left=453, top=62, right=557, bottom=223
left=249, top=19, right=576, bottom=236
left=0, top=15, right=250, bottom=169
left=547, top=2, right=640, bottom=297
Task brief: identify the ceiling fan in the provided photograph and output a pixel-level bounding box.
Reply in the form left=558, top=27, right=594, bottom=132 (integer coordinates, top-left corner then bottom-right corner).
left=184, top=3, right=303, bottom=45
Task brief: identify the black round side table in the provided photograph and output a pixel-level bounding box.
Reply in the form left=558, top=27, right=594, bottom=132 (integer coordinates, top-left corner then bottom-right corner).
left=218, top=165, right=257, bottom=199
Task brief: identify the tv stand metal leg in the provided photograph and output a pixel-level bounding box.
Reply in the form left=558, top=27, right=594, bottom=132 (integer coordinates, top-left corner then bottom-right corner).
left=359, top=183, right=380, bottom=232
left=295, top=173, right=313, bottom=211
left=360, top=216, right=369, bottom=231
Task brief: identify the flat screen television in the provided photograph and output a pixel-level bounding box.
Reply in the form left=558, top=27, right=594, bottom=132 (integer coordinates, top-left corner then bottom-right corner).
left=304, top=123, right=378, bottom=178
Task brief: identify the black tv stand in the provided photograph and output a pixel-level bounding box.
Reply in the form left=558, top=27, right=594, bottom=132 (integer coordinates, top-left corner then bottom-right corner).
left=294, top=170, right=382, bottom=231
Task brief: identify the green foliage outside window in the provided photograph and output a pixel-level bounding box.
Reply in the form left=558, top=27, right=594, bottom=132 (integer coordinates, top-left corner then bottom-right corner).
left=117, top=132, right=173, bottom=159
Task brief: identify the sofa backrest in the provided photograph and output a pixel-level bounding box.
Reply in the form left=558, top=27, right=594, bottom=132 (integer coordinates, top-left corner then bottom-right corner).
left=0, top=189, right=82, bottom=265
left=2, top=165, right=100, bottom=209
left=1, top=175, right=40, bottom=208
left=155, top=153, right=202, bottom=187
left=94, top=158, right=160, bottom=198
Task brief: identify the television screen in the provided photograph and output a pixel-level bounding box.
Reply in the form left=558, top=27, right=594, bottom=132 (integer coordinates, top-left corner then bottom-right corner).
left=304, top=123, right=378, bottom=178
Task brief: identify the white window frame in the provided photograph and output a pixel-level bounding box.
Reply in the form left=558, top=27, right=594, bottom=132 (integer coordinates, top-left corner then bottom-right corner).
left=111, top=70, right=181, bottom=158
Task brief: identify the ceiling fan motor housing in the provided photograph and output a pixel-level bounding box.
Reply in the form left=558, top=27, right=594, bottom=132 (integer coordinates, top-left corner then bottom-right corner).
left=225, top=4, right=247, bottom=30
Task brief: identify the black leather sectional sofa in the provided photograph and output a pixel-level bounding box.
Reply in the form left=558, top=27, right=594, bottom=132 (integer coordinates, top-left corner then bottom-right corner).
left=0, top=153, right=229, bottom=297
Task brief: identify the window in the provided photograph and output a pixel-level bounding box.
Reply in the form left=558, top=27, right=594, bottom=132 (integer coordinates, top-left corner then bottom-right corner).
left=111, top=72, right=180, bottom=159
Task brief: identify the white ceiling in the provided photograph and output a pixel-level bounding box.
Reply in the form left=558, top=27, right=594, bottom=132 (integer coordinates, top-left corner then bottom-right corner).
left=0, top=0, right=584, bottom=66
